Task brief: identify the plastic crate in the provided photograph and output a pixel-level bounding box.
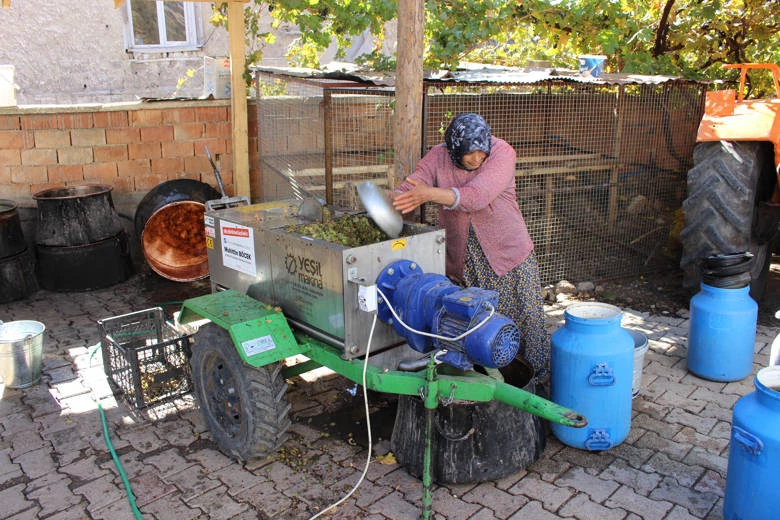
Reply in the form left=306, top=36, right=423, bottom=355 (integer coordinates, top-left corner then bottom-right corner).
left=98, top=307, right=193, bottom=409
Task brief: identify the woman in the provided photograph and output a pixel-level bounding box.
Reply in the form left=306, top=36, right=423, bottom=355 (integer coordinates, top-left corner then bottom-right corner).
left=391, top=113, right=550, bottom=382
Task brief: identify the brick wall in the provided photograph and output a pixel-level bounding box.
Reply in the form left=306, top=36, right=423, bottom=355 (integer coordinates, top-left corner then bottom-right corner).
left=0, top=99, right=260, bottom=211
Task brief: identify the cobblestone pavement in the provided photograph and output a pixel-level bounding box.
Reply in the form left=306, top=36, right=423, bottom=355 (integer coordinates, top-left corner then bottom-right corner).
left=0, top=270, right=778, bottom=520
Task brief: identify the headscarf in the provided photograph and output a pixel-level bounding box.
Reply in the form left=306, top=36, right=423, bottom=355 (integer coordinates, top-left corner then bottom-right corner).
left=444, top=113, right=492, bottom=170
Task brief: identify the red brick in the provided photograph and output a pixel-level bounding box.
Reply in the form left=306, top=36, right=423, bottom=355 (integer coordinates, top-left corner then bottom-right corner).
left=161, top=141, right=193, bottom=158
left=0, top=130, right=24, bottom=148
left=71, top=128, right=106, bottom=147
left=34, top=130, right=70, bottom=148
left=21, top=148, right=57, bottom=166
left=150, top=157, right=184, bottom=176
left=0, top=165, right=9, bottom=183
left=117, top=159, right=151, bottom=177
left=93, top=144, right=128, bottom=163
left=204, top=121, right=231, bottom=139
left=48, top=165, right=85, bottom=184
left=140, top=125, right=174, bottom=143
left=111, top=176, right=133, bottom=193
left=11, top=165, right=48, bottom=184
left=0, top=115, right=21, bottom=130
left=171, top=171, right=202, bottom=183
left=58, top=113, right=94, bottom=129
left=195, top=139, right=227, bottom=155
left=0, top=182, right=32, bottom=199
left=131, top=109, right=165, bottom=126
left=83, top=162, right=118, bottom=181
left=20, top=114, right=59, bottom=130
left=57, top=147, right=93, bottom=165
left=0, top=149, right=21, bottom=166
left=134, top=173, right=168, bottom=191
left=183, top=155, right=211, bottom=175
left=195, top=105, right=229, bottom=122
left=163, top=107, right=196, bottom=124
left=174, top=123, right=204, bottom=141
left=94, top=111, right=129, bottom=128
left=106, top=127, right=141, bottom=144
left=128, top=142, right=162, bottom=160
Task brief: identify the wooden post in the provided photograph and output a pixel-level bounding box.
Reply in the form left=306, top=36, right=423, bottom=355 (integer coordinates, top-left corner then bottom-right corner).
left=228, top=0, right=251, bottom=200
left=69, top=0, right=251, bottom=197
left=393, top=0, right=424, bottom=188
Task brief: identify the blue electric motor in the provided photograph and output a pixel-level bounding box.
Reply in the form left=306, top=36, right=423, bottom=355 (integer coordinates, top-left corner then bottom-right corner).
left=375, top=260, right=520, bottom=371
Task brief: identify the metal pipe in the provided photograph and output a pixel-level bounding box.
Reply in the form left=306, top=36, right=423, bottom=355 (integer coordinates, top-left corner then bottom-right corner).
left=493, top=380, right=588, bottom=428
left=420, top=354, right=437, bottom=520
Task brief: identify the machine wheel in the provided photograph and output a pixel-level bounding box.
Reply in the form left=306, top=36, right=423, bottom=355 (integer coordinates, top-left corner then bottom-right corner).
left=680, top=141, right=775, bottom=299
left=191, top=323, right=291, bottom=461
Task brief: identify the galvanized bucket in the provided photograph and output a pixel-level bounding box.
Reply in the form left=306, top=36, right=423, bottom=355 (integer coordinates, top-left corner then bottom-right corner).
left=0, top=320, right=45, bottom=388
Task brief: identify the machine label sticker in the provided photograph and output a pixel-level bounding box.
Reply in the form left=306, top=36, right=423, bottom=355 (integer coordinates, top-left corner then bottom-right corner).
left=204, top=215, right=214, bottom=226
left=205, top=236, right=214, bottom=249
left=205, top=226, right=215, bottom=238
left=241, top=335, right=276, bottom=356
left=220, top=221, right=256, bottom=276
left=391, top=238, right=407, bottom=251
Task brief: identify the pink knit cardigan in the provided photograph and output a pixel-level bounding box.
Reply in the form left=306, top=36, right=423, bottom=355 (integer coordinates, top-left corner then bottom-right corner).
left=397, top=137, right=534, bottom=282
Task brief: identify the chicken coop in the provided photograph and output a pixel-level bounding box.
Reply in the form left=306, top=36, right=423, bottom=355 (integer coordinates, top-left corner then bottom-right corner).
left=252, top=65, right=706, bottom=285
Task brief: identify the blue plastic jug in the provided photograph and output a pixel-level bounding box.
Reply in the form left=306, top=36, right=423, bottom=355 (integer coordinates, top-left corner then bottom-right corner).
left=687, top=253, right=757, bottom=382
left=724, top=366, right=780, bottom=520
left=550, top=302, right=634, bottom=451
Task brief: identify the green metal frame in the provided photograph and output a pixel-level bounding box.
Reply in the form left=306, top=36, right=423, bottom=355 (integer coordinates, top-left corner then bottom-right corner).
left=180, top=289, right=587, bottom=520
left=180, top=290, right=586, bottom=427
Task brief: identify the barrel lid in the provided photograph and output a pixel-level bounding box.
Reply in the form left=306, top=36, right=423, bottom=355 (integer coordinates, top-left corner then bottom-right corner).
left=564, top=302, right=622, bottom=321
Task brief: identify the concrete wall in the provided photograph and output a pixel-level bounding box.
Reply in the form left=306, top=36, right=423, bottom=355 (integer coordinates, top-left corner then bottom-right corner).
left=0, top=1, right=307, bottom=105
left=0, top=1, right=394, bottom=106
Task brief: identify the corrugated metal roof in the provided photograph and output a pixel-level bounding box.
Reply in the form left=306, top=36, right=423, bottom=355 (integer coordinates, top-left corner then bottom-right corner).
left=251, top=62, right=702, bottom=88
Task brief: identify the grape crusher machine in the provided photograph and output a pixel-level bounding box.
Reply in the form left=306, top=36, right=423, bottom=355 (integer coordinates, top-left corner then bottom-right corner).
left=177, top=197, right=587, bottom=519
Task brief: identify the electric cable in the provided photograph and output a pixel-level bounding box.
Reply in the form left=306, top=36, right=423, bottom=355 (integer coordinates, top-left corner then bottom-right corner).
left=308, top=312, right=378, bottom=520
left=375, top=286, right=495, bottom=342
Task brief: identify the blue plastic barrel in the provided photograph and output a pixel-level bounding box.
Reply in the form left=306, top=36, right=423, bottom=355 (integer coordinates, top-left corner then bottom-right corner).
left=724, top=366, right=780, bottom=520
left=687, top=283, right=757, bottom=382
left=550, top=302, right=634, bottom=451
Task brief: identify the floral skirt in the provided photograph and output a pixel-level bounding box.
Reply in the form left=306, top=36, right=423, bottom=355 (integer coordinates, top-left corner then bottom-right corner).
left=461, top=227, right=550, bottom=381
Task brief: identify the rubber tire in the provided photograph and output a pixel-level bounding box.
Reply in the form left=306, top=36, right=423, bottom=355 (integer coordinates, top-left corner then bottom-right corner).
left=191, top=323, right=291, bottom=461
left=680, top=141, right=773, bottom=299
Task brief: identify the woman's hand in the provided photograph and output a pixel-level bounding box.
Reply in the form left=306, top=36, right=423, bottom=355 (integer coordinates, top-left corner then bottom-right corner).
left=391, top=178, right=429, bottom=214
left=392, top=178, right=457, bottom=214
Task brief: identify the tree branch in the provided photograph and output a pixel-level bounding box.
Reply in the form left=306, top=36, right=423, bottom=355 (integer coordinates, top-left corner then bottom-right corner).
left=653, top=0, right=676, bottom=57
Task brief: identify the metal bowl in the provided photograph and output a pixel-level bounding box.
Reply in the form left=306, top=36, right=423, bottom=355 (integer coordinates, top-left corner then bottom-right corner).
left=356, top=181, right=403, bottom=238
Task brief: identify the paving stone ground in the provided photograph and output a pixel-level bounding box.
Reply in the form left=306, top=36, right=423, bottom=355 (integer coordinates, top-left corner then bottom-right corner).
left=0, top=270, right=777, bottom=520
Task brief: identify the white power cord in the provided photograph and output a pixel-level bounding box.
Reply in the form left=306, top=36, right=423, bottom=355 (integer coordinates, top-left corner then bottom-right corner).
left=309, top=312, right=378, bottom=520
left=375, top=286, right=495, bottom=342
left=310, top=284, right=496, bottom=517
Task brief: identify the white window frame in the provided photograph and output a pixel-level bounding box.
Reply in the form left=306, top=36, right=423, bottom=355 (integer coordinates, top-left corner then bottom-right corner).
left=124, top=1, right=204, bottom=53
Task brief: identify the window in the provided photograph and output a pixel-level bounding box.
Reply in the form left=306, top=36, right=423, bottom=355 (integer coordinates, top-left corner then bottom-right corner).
left=125, top=0, right=203, bottom=52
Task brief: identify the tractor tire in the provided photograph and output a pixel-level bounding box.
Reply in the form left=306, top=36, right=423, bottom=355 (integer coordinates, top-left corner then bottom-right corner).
left=191, top=323, right=291, bottom=461
left=680, top=141, right=775, bottom=300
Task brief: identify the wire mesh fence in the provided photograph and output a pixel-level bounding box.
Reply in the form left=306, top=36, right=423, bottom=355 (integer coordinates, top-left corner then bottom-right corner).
left=255, top=72, right=395, bottom=209
left=254, top=70, right=706, bottom=284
